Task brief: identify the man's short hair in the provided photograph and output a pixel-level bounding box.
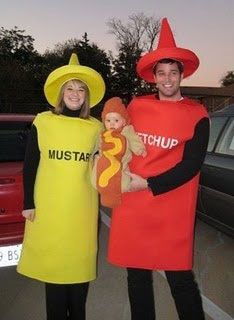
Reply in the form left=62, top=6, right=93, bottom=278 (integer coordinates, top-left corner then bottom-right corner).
left=153, top=59, right=184, bottom=75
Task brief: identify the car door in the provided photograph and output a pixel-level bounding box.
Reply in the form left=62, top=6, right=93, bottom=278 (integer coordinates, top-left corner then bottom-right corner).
left=197, top=114, right=234, bottom=237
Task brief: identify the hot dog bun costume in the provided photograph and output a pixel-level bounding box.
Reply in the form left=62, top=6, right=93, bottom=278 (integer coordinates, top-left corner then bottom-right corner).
left=92, top=97, right=146, bottom=208
left=17, top=54, right=105, bottom=283
left=108, top=18, right=208, bottom=270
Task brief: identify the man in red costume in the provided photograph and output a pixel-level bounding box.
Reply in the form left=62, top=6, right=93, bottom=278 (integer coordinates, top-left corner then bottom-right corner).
left=107, top=18, right=209, bottom=320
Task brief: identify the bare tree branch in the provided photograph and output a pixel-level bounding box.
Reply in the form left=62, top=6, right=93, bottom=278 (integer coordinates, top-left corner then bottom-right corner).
left=107, top=12, right=161, bottom=52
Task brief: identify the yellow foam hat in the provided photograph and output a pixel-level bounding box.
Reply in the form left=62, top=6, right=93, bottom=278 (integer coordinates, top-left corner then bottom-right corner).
left=44, top=53, right=106, bottom=108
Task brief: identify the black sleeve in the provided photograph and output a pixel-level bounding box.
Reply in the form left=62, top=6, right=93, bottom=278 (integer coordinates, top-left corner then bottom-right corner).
left=23, top=124, right=40, bottom=209
left=147, top=117, right=210, bottom=196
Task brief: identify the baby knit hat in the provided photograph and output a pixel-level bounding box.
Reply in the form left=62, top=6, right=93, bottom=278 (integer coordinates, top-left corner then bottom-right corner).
left=101, top=97, right=130, bottom=124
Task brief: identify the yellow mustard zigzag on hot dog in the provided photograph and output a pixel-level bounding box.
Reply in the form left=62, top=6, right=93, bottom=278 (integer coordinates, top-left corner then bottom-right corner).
left=98, top=130, right=123, bottom=188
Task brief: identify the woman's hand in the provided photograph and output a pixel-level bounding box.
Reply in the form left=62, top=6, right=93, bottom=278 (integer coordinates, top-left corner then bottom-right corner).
left=127, top=172, right=148, bottom=192
left=22, top=209, right=35, bottom=222
left=93, top=153, right=100, bottom=167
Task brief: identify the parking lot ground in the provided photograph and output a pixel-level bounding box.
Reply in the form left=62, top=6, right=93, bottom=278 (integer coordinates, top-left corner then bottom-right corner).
left=0, top=216, right=233, bottom=320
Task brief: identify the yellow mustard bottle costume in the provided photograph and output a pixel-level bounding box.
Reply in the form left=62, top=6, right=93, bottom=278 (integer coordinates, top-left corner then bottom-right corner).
left=17, top=111, right=102, bottom=284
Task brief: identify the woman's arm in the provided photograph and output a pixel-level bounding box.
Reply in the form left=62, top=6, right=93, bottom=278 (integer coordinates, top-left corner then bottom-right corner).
left=23, top=124, right=40, bottom=209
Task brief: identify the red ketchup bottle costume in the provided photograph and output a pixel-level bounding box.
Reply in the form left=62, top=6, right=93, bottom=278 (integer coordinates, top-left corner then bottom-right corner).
left=107, top=18, right=209, bottom=270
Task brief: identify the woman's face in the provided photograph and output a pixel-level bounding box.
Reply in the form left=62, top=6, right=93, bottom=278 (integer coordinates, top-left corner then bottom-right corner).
left=63, top=80, right=86, bottom=110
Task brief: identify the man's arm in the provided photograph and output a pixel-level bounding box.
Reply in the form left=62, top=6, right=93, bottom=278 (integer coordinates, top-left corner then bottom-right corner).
left=147, top=117, right=210, bottom=195
left=128, top=117, right=209, bottom=193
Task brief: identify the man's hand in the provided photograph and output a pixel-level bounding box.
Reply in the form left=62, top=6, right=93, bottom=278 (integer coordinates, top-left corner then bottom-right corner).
left=127, top=172, right=148, bottom=192
left=22, top=209, right=35, bottom=222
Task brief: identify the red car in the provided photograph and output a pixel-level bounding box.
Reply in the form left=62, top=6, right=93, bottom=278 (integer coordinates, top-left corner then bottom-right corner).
left=0, top=114, right=34, bottom=267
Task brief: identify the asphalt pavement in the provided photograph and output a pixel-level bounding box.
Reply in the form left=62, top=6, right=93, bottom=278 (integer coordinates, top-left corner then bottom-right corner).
left=0, top=217, right=233, bottom=320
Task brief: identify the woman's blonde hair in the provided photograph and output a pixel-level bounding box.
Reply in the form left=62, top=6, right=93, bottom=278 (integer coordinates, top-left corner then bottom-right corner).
left=53, top=79, right=90, bottom=118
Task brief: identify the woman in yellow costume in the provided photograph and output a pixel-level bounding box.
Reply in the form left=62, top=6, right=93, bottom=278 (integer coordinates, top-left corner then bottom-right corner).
left=17, top=53, right=105, bottom=320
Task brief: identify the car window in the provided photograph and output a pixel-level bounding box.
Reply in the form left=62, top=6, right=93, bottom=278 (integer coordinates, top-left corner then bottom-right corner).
left=0, top=121, right=31, bottom=162
left=207, top=117, right=228, bottom=152
left=216, top=118, right=234, bottom=156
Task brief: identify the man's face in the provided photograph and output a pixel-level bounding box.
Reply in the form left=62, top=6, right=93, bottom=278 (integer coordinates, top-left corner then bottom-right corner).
left=154, top=62, right=183, bottom=101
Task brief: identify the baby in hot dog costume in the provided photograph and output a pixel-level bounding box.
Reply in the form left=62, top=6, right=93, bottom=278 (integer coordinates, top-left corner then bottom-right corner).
left=92, top=97, right=146, bottom=208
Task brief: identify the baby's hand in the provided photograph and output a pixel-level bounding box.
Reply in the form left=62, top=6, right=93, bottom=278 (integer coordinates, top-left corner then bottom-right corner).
left=141, top=150, right=147, bottom=158
left=135, top=149, right=147, bottom=157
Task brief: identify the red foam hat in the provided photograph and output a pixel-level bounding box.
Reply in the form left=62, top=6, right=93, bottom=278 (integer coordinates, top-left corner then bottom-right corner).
left=136, top=18, right=199, bottom=82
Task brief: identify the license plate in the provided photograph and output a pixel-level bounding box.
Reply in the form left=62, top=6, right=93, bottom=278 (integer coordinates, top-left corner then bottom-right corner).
left=0, top=244, right=22, bottom=267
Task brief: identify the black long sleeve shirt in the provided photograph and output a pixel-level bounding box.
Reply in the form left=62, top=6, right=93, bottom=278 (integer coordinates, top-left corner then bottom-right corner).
left=147, top=117, right=210, bottom=195
left=23, top=107, right=81, bottom=209
left=23, top=114, right=209, bottom=208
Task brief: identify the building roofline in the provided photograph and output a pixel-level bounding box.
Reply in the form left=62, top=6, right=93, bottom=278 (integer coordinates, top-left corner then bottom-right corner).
left=181, top=84, right=234, bottom=97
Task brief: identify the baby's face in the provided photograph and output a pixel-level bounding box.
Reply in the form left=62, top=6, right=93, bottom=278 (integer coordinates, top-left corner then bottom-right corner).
left=104, top=112, right=126, bottom=130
